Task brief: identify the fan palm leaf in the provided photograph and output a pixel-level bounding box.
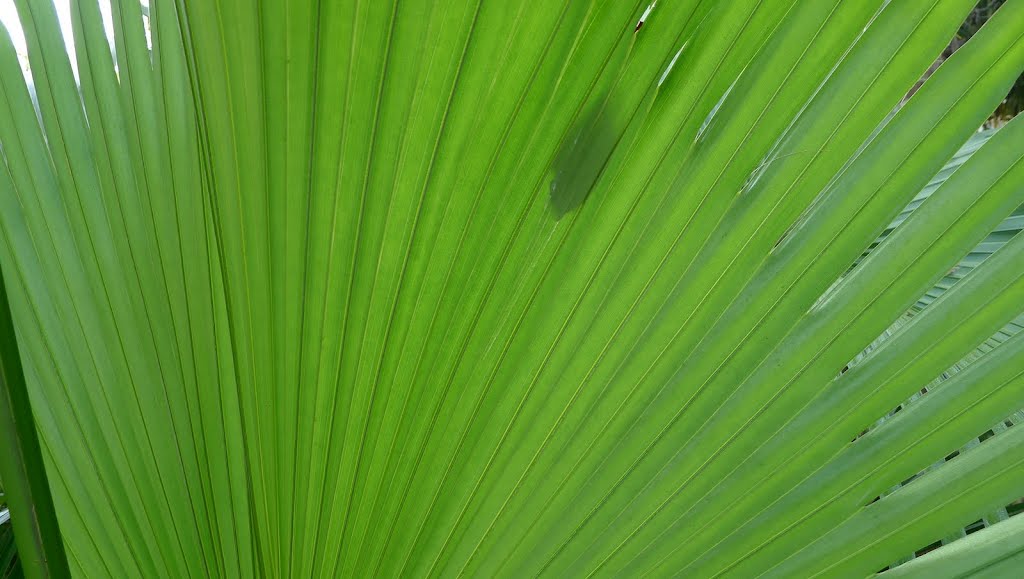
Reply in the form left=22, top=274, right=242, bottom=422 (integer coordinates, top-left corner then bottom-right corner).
left=0, top=0, right=1023, bottom=577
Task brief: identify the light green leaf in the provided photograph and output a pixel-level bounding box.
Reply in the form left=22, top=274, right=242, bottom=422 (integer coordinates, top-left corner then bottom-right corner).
left=0, top=0, right=1023, bottom=577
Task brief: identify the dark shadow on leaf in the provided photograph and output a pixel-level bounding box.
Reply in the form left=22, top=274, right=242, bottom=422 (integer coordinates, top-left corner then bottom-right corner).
left=548, top=98, right=620, bottom=219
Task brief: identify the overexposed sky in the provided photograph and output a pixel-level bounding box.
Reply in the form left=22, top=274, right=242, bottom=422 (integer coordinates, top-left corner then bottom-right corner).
left=0, top=0, right=117, bottom=77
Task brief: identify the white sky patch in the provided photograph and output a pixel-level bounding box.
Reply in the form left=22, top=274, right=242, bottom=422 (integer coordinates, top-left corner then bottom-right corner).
left=636, top=1, right=655, bottom=30
left=0, top=0, right=118, bottom=80
left=658, top=41, right=687, bottom=87
left=696, top=74, right=740, bottom=143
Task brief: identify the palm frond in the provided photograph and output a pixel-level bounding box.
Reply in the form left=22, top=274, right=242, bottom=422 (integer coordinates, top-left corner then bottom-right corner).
left=0, top=0, right=1023, bottom=577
